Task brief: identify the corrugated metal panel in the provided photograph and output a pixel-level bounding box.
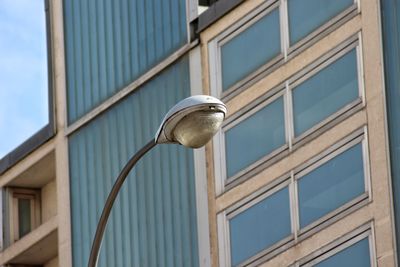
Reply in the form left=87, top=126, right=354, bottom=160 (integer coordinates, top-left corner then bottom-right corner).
left=64, top=0, right=188, bottom=123
left=69, top=57, right=199, bottom=267
left=381, top=0, right=400, bottom=261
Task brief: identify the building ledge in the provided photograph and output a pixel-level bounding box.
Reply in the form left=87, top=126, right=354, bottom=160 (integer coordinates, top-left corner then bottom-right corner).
left=0, top=215, right=58, bottom=265
left=0, top=123, right=55, bottom=175
left=197, top=0, right=245, bottom=33
left=0, top=139, right=55, bottom=188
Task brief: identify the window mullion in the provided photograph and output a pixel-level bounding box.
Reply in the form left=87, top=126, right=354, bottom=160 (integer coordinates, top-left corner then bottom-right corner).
left=280, top=0, right=290, bottom=59
left=291, top=170, right=300, bottom=241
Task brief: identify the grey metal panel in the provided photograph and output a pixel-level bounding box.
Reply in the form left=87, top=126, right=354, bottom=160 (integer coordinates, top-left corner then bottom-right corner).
left=197, top=0, right=245, bottom=33
left=381, top=0, right=400, bottom=262
left=64, top=0, right=188, bottom=123
left=69, top=57, right=199, bottom=267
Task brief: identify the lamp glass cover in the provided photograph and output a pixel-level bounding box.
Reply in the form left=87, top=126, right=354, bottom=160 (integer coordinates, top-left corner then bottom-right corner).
left=173, top=110, right=224, bottom=148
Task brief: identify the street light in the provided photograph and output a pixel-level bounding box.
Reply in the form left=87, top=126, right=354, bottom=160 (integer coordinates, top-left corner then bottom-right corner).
left=88, top=95, right=227, bottom=267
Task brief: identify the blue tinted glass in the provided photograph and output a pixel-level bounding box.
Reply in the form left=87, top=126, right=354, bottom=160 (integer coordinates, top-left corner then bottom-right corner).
left=288, top=0, right=353, bottom=45
left=221, top=8, right=281, bottom=91
left=315, top=238, right=371, bottom=267
left=230, top=187, right=291, bottom=266
left=298, top=143, right=365, bottom=228
left=225, top=97, right=285, bottom=178
left=293, top=49, right=359, bottom=137
left=18, top=198, right=32, bottom=238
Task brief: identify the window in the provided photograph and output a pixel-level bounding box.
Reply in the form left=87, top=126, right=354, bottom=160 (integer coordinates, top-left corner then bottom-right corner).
left=218, top=129, right=370, bottom=266
left=297, top=142, right=366, bottom=229
left=313, top=238, right=370, bottom=267
left=287, top=0, right=355, bottom=46
left=224, top=95, right=286, bottom=179
left=215, top=37, right=363, bottom=192
left=299, top=225, right=373, bottom=267
left=208, top=0, right=359, bottom=99
left=7, top=188, right=40, bottom=243
left=292, top=48, right=359, bottom=137
left=220, top=5, right=281, bottom=92
left=228, top=185, right=291, bottom=266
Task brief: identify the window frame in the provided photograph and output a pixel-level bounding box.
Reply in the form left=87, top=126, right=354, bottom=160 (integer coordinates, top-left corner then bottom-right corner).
left=208, top=0, right=360, bottom=101
left=285, top=0, right=359, bottom=56
left=214, top=35, right=364, bottom=194
left=295, top=222, right=376, bottom=267
left=289, top=35, right=365, bottom=145
left=209, top=0, right=285, bottom=100
left=0, top=0, right=55, bottom=175
left=294, top=128, right=371, bottom=237
left=220, top=87, right=289, bottom=189
left=7, top=188, right=41, bottom=243
left=218, top=175, right=295, bottom=267
left=217, top=127, right=371, bottom=266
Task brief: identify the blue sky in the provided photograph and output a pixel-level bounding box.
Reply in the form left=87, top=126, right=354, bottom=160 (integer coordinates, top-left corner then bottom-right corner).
left=0, top=0, right=49, bottom=159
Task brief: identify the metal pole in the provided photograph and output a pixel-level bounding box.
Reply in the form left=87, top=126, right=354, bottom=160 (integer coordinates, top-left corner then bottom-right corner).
left=88, top=139, right=157, bottom=267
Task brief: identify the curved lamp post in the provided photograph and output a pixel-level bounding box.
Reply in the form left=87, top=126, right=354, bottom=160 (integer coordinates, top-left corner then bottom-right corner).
left=88, top=95, right=227, bottom=267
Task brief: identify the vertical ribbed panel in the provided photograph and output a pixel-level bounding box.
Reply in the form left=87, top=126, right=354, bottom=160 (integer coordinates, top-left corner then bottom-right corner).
left=69, top=57, right=199, bottom=267
left=381, top=0, right=400, bottom=261
left=64, top=0, right=188, bottom=123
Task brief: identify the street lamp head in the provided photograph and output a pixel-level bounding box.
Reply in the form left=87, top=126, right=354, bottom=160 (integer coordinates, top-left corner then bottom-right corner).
left=155, top=95, right=227, bottom=148
left=90, top=95, right=226, bottom=267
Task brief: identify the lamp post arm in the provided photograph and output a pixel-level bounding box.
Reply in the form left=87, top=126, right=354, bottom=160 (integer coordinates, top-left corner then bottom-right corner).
left=88, top=139, right=157, bottom=267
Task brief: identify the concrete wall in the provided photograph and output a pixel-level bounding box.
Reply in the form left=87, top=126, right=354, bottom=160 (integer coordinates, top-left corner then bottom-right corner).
left=200, top=0, right=397, bottom=266
left=45, top=256, right=58, bottom=267
left=41, top=180, right=57, bottom=223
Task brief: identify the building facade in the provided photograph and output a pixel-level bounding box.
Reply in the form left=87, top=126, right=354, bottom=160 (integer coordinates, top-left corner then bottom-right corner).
left=0, top=0, right=399, bottom=266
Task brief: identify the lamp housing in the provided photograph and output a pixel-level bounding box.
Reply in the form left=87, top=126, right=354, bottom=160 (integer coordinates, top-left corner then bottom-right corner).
left=155, top=95, right=227, bottom=148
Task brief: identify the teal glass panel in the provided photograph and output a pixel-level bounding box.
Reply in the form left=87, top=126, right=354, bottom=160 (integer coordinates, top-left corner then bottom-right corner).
left=18, top=198, right=32, bottom=238
left=225, top=97, right=285, bottom=178
left=221, top=8, right=281, bottom=91
left=381, top=0, right=400, bottom=261
left=64, top=0, right=188, bottom=123
left=230, top=186, right=291, bottom=266
left=288, top=0, right=353, bottom=45
left=298, top=143, right=365, bottom=228
left=292, top=49, right=359, bottom=137
left=69, top=57, right=199, bottom=267
left=315, top=238, right=371, bottom=267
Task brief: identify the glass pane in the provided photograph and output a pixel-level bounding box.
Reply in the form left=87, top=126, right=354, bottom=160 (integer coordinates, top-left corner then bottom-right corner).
left=221, top=8, right=281, bottom=91
left=18, top=198, right=32, bottom=238
left=225, top=97, right=285, bottom=178
left=230, top=187, right=291, bottom=266
left=315, top=238, right=371, bottom=267
left=298, top=143, right=365, bottom=228
left=292, top=49, right=359, bottom=137
left=0, top=0, right=49, bottom=158
left=288, top=0, right=353, bottom=45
